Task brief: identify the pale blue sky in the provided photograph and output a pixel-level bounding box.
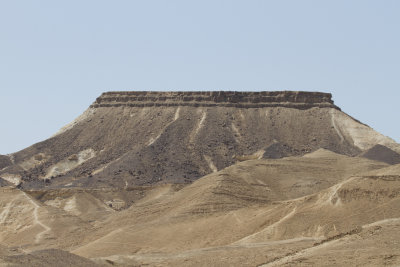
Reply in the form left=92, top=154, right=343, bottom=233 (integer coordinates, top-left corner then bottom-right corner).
left=0, top=1, right=399, bottom=154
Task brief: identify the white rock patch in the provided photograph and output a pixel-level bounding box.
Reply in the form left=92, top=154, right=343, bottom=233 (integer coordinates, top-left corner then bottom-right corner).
left=0, top=174, right=22, bottom=186
left=204, top=155, right=218, bottom=173
left=44, top=148, right=96, bottom=179
left=19, top=153, right=49, bottom=171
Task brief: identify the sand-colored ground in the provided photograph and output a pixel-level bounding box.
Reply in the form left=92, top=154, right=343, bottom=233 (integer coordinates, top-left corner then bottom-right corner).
left=1, top=150, right=399, bottom=266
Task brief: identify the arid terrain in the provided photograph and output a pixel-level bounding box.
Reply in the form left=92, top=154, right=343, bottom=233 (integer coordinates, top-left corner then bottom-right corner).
left=1, top=91, right=399, bottom=266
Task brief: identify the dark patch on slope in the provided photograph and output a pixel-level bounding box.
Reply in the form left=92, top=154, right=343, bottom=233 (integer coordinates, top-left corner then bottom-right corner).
left=0, top=155, right=11, bottom=170
left=1, top=249, right=102, bottom=267
left=0, top=177, right=12, bottom=187
left=359, top=144, right=400, bottom=165
left=262, top=142, right=296, bottom=159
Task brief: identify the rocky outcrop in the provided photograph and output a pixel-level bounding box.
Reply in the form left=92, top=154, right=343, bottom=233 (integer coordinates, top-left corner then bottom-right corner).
left=91, top=91, right=340, bottom=110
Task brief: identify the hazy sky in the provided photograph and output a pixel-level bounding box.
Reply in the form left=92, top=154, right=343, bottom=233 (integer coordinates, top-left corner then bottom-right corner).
left=1, top=1, right=399, bottom=154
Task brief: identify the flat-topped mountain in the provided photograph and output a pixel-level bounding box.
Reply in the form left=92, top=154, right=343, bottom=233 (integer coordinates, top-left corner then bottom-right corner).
left=1, top=91, right=400, bottom=266
left=1, top=91, right=399, bottom=189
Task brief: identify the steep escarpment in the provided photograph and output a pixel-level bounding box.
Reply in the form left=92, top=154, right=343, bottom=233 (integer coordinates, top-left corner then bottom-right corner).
left=0, top=91, right=398, bottom=189
left=91, top=91, right=339, bottom=109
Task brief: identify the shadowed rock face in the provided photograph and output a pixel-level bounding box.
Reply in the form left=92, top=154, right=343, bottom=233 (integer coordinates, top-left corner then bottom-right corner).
left=360, top=144, right=400, bottom=165
left=0, top=91, right=398, bottom=189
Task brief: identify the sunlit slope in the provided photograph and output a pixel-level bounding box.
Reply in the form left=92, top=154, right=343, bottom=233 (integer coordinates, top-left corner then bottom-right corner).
left=0, top=187, right=93, bottom=251
left=1, top=150, right=399, bottom=266
left=72, top=151, right=391, bottom=258
left=262, top=219, right=400, bottom=267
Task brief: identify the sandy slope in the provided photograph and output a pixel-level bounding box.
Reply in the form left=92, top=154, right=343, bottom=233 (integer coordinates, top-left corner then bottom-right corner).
left=0, top=187, right=93, bottom=251
left=70, top=152, right=399, bottom=265
left=1, top=150, right=399, bottom=266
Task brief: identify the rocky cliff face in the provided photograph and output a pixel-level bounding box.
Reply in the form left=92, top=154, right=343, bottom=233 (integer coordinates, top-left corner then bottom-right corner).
left=91, top=91, right=339, bottom=109
left=1, top=91, right=398, bottom=189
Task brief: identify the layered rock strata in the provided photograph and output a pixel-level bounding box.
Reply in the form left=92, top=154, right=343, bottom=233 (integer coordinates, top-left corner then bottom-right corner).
left=91, top=91, right=340, bottom=109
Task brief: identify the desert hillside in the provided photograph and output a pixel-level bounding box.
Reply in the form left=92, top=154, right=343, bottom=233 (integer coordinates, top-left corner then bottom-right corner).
left=1, top=151, right=399, bottom=266
left=1, top=91, right=400, bottom=266
left=1, top=91, right=399, bottom=189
